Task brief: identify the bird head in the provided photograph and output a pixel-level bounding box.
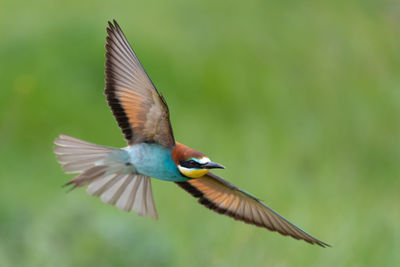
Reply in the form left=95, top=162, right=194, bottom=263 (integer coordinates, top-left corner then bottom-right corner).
left=172, top=143, right=224, bottom=178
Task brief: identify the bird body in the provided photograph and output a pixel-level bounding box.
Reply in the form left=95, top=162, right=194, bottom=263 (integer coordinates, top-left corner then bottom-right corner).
left=54, top=20, right=329, bottom=247
left=125, top=143, right=186, bottom=182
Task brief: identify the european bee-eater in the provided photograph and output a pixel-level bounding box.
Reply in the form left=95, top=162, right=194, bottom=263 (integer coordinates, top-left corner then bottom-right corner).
left=54, top=20, right=329, bottom=247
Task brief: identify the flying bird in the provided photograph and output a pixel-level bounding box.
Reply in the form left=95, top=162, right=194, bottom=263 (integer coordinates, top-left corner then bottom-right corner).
left=54, top=20, right=329, bottom=247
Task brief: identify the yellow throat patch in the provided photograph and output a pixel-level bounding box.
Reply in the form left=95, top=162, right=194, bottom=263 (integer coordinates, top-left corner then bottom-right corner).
left=178, top=165, right=210, bottom=178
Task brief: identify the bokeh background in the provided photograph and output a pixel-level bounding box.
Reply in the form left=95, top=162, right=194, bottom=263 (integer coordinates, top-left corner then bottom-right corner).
left=1, top=0, right=399, bottom=266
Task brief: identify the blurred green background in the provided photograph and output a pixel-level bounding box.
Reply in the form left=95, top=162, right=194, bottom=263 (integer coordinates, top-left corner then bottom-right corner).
left=1, top=0, right=399, bottom=266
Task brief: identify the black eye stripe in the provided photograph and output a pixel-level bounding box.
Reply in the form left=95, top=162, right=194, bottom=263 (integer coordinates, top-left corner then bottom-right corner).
left=180, top=159, right=202, bottom=168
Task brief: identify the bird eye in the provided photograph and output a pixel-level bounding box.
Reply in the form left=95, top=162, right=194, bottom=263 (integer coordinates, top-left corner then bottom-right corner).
left=179, top=159, right=201, bottom=169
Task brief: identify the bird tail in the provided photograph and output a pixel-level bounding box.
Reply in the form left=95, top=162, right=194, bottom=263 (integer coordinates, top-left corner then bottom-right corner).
left=53, top=134, right=158, bottom=219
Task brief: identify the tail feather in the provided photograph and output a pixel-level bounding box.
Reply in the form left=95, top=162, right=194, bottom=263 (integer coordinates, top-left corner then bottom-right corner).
left=54, top=135, right=115, bottom=174
left=54, top=134, right=158, bottom=219
left=65, top=165, right=108, bottom=188
left=143, top=178, right=157, bottom=218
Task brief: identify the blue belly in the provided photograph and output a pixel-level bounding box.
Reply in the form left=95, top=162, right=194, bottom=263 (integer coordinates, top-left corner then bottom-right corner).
left=125, top=143, right=188, bottom=182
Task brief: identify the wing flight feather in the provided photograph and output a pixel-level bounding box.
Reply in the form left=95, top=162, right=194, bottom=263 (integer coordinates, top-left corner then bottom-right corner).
left=176, top=173, right=329, bottom=247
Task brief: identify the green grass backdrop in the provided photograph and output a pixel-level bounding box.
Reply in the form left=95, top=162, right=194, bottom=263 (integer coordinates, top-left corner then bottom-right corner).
left=0, top=0, right=399, bottom=266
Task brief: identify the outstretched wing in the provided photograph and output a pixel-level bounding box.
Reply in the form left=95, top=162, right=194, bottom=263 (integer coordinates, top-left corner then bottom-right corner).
left=105, top=20, right=175, bottom=148
left=176, top=173, right=329, bottom=247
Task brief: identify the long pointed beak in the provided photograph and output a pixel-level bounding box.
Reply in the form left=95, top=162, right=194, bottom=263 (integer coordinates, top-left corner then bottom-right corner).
left=203, top=162, right=225, bottom=169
